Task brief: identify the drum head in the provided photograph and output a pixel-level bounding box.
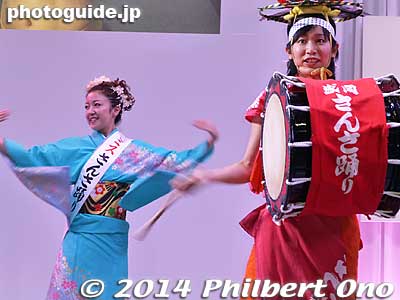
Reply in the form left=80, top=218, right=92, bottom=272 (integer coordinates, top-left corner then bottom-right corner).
left=261, top=74, right=310, bottom=219
left=262, top=93, right=286, bottom=200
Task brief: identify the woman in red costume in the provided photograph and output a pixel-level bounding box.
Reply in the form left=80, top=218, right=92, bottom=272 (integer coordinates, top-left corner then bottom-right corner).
left=174, top=1, right=364, bottom=299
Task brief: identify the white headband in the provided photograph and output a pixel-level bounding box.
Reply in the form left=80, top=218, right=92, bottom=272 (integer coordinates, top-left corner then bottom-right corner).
left=288, top=17, right=335, bottom=42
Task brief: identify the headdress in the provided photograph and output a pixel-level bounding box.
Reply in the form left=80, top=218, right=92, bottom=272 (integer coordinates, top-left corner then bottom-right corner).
left=260, top=1, right=363, bottom=41
left=259, top=1, right=364, bottom=79
left=86, top=75, right=134, bottom=111
left=259, top=1, right=364, bottom=24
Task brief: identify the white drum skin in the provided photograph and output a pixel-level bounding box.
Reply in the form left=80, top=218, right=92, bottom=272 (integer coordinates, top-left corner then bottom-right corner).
left=263, top=93, right=286, bottom=200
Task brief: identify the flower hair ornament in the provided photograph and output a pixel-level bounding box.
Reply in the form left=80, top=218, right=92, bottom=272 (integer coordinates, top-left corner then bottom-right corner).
left=86, top=75, right=112, bottom=90
left=86, top=75, right=135, bottom=111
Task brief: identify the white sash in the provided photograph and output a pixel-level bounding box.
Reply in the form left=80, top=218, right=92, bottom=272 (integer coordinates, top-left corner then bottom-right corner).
left=69, top=131, right=132, bottom=224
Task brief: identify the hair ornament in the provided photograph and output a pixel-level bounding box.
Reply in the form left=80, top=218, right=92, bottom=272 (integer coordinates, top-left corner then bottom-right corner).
left=86, top=75, right=112, bottom=91
left=86, top=76, right=135, bottom=112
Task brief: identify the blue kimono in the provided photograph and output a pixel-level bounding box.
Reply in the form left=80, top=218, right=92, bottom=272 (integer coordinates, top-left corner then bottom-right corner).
left=4, top=129, right=213, bottom=300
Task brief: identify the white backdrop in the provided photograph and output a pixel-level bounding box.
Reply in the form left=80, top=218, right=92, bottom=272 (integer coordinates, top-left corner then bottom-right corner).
left=358, top=15, right=400, bottom=299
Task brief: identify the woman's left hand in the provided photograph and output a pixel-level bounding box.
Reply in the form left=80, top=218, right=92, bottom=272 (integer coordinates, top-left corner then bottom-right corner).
left=192, top=119, right=219, bottom=147
left=0, top=110, right=10, bottom=122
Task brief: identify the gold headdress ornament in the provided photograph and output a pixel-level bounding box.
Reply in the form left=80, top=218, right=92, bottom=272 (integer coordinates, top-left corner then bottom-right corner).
left=283, top=5, right=340, bottom=22
left=259, top=0, right=364, bottom=23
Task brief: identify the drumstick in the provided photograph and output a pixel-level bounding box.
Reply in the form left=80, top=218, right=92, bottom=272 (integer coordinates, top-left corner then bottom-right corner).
left=133, top=190, right=182, bottom=241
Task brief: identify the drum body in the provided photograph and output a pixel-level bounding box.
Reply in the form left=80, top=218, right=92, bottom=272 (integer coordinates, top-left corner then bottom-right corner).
left=261, top=73, right=400, bottom=223
left=377, top=75, right=400, bottom=218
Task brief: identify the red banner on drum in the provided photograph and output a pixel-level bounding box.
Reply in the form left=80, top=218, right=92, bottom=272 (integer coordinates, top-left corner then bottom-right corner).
left=300, top=78, right=388, bottom=216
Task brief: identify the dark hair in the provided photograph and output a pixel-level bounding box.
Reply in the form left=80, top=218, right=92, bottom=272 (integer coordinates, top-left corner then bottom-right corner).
left=87, top=79, right=135, bottom=124
left=286, top=16, right=339, bottom=79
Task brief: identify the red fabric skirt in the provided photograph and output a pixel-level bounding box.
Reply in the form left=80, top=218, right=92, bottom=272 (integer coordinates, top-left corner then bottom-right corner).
left=240, top=205, right=361, bottom=300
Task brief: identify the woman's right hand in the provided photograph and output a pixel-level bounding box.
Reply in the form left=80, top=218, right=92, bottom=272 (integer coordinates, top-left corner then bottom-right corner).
left=0, top=110, right=10, bottom=122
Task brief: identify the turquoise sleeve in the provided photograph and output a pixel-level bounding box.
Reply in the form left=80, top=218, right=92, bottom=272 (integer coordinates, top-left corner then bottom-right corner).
left=119, top=140, right=214, bottom=212
left=4, top=136, right=88, bottom=168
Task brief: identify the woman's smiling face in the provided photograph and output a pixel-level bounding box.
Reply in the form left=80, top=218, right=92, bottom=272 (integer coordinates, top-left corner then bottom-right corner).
left=288, top=26, right=338, bottom=79
left=85, top=91, right=120, bottom=136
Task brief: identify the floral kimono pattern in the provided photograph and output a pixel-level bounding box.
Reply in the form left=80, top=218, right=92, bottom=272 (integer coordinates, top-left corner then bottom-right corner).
left=4, top=128, right=213, bottom=300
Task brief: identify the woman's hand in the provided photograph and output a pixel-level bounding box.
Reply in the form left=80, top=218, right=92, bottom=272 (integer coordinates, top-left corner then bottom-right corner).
left=192, top=119, right=219, bottom=147
left=171, top=168, right=208, bottom=192
left=170, top=120, right=217, bottom=192
left=0, top=110, right=10, bottom=122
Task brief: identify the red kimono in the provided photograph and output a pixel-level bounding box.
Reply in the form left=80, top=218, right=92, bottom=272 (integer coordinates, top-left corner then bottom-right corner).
left=241, top=89, right=362, bottom=300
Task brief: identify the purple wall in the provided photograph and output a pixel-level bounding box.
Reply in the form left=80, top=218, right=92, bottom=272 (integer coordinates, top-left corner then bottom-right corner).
left=0, top=1, right=398, bottom=299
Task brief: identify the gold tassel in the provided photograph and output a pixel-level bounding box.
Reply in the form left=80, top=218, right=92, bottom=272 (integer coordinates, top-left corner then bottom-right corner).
left=310, top=67, right=333, bottom=80
left=284, top=5, right=341, bottom=22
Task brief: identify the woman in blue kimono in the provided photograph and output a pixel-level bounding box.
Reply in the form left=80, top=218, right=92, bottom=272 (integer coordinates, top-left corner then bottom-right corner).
left=0, top=76, right=217, bottom=300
